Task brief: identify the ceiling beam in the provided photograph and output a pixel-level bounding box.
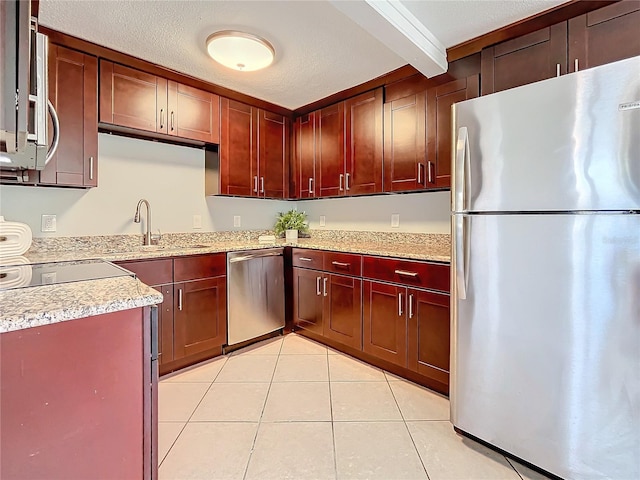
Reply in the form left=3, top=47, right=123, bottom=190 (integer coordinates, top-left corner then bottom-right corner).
left=329, top=0, right=447, bottom=78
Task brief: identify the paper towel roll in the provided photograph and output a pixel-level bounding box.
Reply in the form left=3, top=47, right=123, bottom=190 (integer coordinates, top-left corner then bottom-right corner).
left=0, top=256, right=32, bottom=289
left=0, top=216, right=33, bottom=257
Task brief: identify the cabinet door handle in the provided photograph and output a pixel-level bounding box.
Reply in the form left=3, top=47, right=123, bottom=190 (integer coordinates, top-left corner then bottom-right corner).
left=254, top=176, right=258, bottom=193
left=345, top=173, right=350, bottom=190
left=178, top=288, right=183, bottom=311
left=417, top=163, right=423, bottom=185
left=409, top=294, right=414, bottom=319
left=339, top=174, right=344, bottom=191
left=316, top=276, right=321, bottom=296
left=398, top=292, right=403, bottom=316
left=395, top=269, right=418, bottom=277
left=323, top=277, right=328, bottom=297
left=299, top=257, right=313, bottom=262
left=556, top=63, right=561, bottom=77
left=170, top=111, right=175, bottom=131
left=574, top=58, right=579, bottom=72
left=427, top=161, right=433, bottom=184
left=89, top=156, right=94, bottom=180
left=331, top=261, right=350, bottom=268
left=309, top=177, right=314, bottom=194
left=260, top=176, right=265, bottom=194
left=159, top=108, right=164, bottom=129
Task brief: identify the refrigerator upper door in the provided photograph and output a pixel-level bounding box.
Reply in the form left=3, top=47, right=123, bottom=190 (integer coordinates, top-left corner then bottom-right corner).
left=450, top=212, right=640, bottom=480
left=452, top=55, right=640, bottom=213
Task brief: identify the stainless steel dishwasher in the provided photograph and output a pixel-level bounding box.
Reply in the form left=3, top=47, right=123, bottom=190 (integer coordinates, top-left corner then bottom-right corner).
left=227, top=248, right=285, bottom=346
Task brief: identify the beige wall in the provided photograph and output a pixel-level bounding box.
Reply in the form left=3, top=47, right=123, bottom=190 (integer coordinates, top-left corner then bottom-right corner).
left=0, top=134, right=451, bottom=237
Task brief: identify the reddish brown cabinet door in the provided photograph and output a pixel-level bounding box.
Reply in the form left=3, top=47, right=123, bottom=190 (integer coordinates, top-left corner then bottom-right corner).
left=220, top=98, right=258, bottom=196
left=317, top=103, right=345, bottom=197
left=363, top=281, right=407, bottom=368
left=173, top=276, right=227, bottom=359
left=294, top=113, right=316, bottom=198
left=293, top=267, right=324, bottom=335
left=383, top=91, right=427, bottom=192
left=345, top=88, right=383, bottom=195
left=40, top=45, right=97, bottom=187
left=481, top=22, right=567, bottom=95
left=568, top=1, right=640, bottom=72
left=99, top=60, right=167, bottom=134
left=323, top=274, right=362, bottom=350
left=157, top=283, right=174, bottom=366
left=407, top=289, right=450, bottom=391
left=258, top=110, right=288, bottom=198
left=167, top=81, right=220, bottom=143
left=426, top=75, right=479, bottom=189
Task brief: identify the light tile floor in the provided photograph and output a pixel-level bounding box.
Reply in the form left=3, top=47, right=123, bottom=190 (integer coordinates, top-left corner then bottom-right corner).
left=159, top=333, right=552, bottom=480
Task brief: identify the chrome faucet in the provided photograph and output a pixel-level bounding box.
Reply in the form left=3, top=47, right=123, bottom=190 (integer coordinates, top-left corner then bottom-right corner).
left=134, top=199, right=153, bottom=245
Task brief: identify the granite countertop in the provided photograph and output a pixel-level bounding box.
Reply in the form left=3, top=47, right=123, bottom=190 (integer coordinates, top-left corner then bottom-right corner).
left=0, top=276, right=163, bottom=334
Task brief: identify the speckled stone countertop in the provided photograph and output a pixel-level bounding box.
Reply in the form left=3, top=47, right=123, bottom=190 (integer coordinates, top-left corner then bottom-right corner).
left=0, top=276, right=163, bottom=334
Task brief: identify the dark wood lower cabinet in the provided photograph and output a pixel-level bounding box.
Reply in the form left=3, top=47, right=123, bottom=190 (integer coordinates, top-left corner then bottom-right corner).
left=293, top=267, right=324, bottom=335
left=363, top=281, right=407, bottom=367
left=323, top=274, right=362, bottom=350
left=156, top=283, right=174, bottom=366
left=407, top=289, right=450, bottom=388
left=173, top=276, right=227, bottom=360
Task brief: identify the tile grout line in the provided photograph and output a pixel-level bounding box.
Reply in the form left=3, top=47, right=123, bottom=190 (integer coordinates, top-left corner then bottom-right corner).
left=505, top=456, right=527, bottom=480
left=327, top=349, right=339, bottom=480
left=385, top=374, right=432, bottom=480
left=241, top=338, right=283, bottom=480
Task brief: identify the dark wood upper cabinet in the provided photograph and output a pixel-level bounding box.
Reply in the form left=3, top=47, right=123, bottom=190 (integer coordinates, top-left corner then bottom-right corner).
left=481, top=22, right=567, bottom=95
left=40, top=45, right=98, bottom=187
left=258, top=110, right=288, bottom=198
left=426, top=75, right=479, bottom=189
left=317, top=103, right=345, bottom=197
left=363, top=280, right=407, bottom=368
left=167, top=81, right=220, bottom=143
left=383, top=91, right=427, bottom=192
left=407, top=289, right=450, bottom=390
left=294, top=113, right=316, bottom=198
left=568, top=1, right=640, bottom=72
left=345, top=88, right=383, bottom=195
left=219, top=99, right=288, bottom=198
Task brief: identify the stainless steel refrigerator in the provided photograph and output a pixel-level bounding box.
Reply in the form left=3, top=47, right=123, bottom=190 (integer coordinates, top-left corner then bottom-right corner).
left=451, top=55, right=639, bottom=480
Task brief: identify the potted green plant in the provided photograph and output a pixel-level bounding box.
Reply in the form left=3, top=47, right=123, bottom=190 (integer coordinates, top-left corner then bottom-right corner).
left=274, top=209, right=308, bottom=242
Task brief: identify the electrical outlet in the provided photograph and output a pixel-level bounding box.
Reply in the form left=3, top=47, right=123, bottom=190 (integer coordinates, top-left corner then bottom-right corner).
left=41, top=272, right=57, bottom=284
left=193, top=214, right=202, bottom=229
left=319, top=215, right=326, bottom=227
left=41, top=214, right=57, bottom=232
left=391, top=214, right=400, bottom=228
left=233, top=215, right=241, bottom=227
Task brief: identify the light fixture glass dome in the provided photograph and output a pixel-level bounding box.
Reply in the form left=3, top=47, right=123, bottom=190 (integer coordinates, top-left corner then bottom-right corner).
left=206, top=31, right=275, bottom=72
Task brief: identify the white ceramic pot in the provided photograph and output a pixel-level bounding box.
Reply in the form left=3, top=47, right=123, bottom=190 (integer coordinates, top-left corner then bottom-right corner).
left=285, top=229, right=298, bottom=242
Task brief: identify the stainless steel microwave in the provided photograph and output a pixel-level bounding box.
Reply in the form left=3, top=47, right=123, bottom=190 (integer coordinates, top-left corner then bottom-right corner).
left=0, top=0, right=59, bottom=171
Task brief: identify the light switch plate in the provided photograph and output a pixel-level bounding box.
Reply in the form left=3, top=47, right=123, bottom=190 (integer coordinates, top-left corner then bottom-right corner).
left=391, top=214, right=400, bottom=228
left=193, top=214, right=202, bottom=229
left=319, top=215, right=326, bottom=227
left=233, top=215, right=241, bottom=227
left=41, top=214, right=57, bottom=232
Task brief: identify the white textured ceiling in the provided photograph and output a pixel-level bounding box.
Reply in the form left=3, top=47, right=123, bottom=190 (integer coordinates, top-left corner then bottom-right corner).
left=39, top=0, right=568, bottom=110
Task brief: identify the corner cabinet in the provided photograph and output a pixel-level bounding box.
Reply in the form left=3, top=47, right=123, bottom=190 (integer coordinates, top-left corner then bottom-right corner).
left=40, top=45, right=98, bottom=187
left=219, top=98, right=289, bottom=198
left=99, top=60, right=219, bottom=144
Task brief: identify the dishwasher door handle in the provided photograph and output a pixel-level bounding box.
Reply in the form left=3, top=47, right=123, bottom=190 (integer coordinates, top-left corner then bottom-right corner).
left=229, top=251, right=284, bottom=263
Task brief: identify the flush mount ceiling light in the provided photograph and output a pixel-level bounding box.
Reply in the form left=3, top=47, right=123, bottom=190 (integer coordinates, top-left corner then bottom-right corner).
left=206, top=30, right=275, bottom=72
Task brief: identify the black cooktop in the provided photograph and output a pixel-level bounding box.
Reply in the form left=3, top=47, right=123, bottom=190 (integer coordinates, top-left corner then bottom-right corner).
left=0, top=259, right=134, bottom=290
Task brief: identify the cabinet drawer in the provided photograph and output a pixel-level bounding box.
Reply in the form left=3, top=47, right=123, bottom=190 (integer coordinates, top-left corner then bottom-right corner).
left=116, top=259, right=173, bottom=286
left=323, top=252, right=362, bottom=276
left=174, top=254, right=226, bottom=282
left=292, top=248, right=324, bottom=270
left=362, top=256, right=449, bottom=292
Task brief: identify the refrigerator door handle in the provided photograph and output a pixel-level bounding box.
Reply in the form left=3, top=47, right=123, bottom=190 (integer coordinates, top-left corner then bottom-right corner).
left=455, top=215, right=468, bottom=300
left=454, top=127, right=469, bottom=212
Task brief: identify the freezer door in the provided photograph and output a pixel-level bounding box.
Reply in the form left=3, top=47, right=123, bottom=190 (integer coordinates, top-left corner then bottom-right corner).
left=450, top=213, right=640, bottom=480
left=452, top=55, right=640, bottom=213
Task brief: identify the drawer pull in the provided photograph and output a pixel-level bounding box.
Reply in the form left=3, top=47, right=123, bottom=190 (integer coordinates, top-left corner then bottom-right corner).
left=395, top=269, right=418, bottom=277
left=331, top=261, right=350, bottom=268
left=299, top=257, right=313, bottom=262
